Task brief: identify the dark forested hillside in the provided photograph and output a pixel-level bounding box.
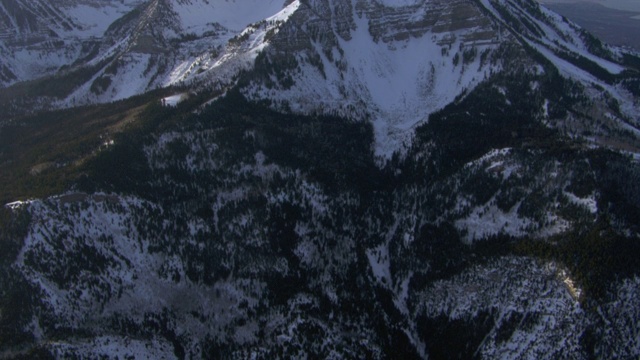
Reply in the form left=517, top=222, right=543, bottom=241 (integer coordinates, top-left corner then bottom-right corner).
left=2, top=83, right=640, bottom=357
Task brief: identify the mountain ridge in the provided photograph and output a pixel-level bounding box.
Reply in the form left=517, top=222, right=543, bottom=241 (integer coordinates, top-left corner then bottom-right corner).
left=2, top=0, right=638, bottom=158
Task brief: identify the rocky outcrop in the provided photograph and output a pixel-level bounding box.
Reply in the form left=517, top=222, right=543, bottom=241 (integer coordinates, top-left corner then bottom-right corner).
left=360, top=0, right=496, bottom=43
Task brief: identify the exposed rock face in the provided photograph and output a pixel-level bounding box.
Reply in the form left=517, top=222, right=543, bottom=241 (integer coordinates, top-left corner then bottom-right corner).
left=241, top=0, right=513, bottom=157
left=0, top=0, right=78, bottom=44
left=362, top=0, right=494, bottom=42
left=1, top=0, right=638, bottom=156
left=2, top=0, right=637, bottom=159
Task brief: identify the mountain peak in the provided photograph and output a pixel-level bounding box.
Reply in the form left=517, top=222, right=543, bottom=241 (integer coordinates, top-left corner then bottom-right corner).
left=2, top=0, right=638, bottom=158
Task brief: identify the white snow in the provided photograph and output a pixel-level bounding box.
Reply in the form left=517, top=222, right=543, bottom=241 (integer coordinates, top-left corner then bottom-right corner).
left=62, top=52, right=157, bottom=106
left=4, top=200, right=33, bottom=209
left=173, top=0, right=287, bottom=33
left=455, top=200, right=531, bottom=243
left=246, top=1, right=500, bottom=159
left=162, top=93, right=187, bottom=107
left=564, top=191, right=598, bottom=214
left=106, top=53, right=155, bottom=101
left=62, top=2, right=137, bottom=38
left=164, top=1, right=300, bottom=88
left=366, top=243, right=392, bottom=286
left=530, top=39, right=600, bottom=83
left=475, top=148, right=512, bottom=164
left=376, top=0, right=422, bottom=7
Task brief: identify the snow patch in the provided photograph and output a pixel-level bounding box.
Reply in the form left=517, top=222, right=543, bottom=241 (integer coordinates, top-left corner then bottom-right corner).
left=564, top=191, right=598, bottom=214
left=172, top=0, right=288, bottom=33
left=366, top=243, right=391, bottom=286
left=376, top=0, right=422, bottom=8
left=162, top=93, right=187, bottom=107
left=455, top=201, right=530, bottom=243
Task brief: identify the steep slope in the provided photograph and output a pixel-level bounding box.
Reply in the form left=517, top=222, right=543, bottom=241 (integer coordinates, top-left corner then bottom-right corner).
left=240, top=0, right=504, bottom=157
left=2, top=0, right=638, bottom=159
left=235, top=0, right=640, bottom=157
left=0, top=0, right=141, bottom=87
left=0, top=0, right=294, bottom=110
left=477, top=0, right=640, bottom=149
left=65, top=0, right=296, bottom=102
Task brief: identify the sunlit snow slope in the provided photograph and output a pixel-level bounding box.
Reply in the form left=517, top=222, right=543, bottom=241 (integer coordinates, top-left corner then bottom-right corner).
left=2, top=0, right=639, bottom=158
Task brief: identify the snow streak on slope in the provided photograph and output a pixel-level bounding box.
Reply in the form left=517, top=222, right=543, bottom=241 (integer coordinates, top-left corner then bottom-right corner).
left=244, top=0, right=504, bottom=159
left=529, top=40, right=640, bottom=136
left=60, top=1, right=141, bottom=38
left=172, top=0, right=288, bottom=33
left=530, top=4, right=625, bottom=74
left=164, top=0, right=300, bottom=87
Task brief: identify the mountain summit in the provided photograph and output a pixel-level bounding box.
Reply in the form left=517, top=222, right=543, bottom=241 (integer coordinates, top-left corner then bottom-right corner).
left=2, top=0, right=639, bottom=156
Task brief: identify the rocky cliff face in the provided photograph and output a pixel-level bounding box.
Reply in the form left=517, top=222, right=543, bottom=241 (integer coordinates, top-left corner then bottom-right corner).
left=0, top=0, right=143, bottom=86
left=242, top=0, right=508, bottom=157
left=237, top=0, right=639, bottom=157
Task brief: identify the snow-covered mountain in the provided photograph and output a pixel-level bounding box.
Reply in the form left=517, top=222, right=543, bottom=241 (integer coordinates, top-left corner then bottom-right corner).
left=2, top=0, right=640, bottom=359
left=235, top=0, right=639, bottom=157
left=0, top=0, right=293, bottom=100
left=2, top=0, right=639, bottom=158
left=0, top=0, right=141, bottom=85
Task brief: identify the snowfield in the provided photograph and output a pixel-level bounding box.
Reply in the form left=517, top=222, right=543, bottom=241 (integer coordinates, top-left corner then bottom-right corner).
left=173, top=0, right=288, bottom=33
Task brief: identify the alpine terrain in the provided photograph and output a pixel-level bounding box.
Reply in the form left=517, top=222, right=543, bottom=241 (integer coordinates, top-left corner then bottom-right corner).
left=1, top=0, right=640, bottom=358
